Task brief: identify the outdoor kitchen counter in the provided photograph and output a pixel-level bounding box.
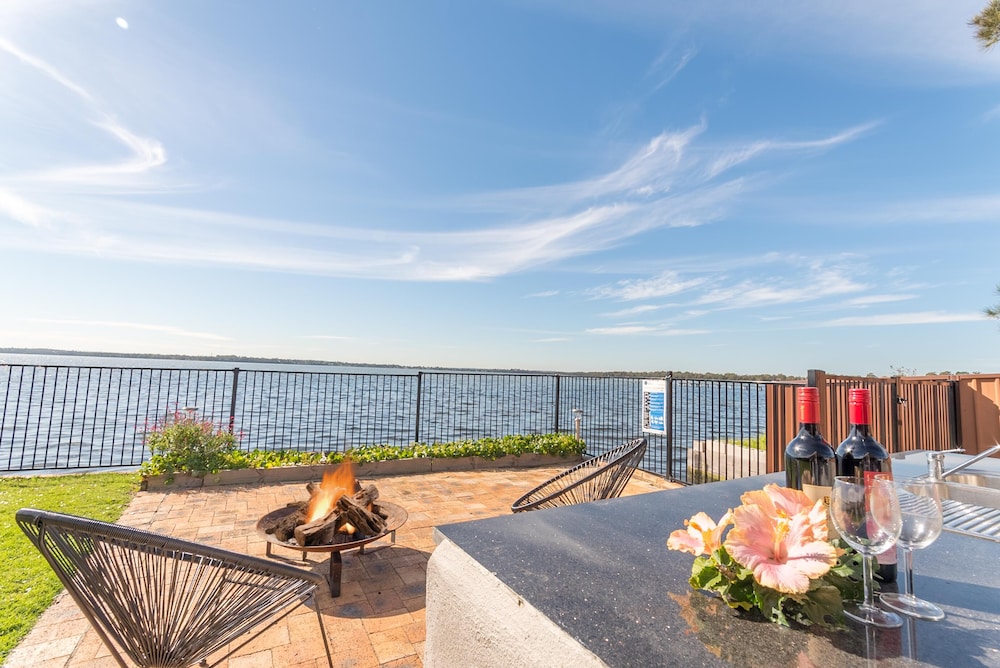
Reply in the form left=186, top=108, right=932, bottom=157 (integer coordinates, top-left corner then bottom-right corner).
left=426, top=473, right=1000, bottom=667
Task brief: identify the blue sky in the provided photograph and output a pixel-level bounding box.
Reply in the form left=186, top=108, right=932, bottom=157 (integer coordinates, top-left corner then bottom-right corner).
left=1, top=1, right=999, bottom=375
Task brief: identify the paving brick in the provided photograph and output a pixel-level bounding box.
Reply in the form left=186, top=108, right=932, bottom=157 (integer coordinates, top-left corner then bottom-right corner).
left=10, top=467, right=678, bottom=667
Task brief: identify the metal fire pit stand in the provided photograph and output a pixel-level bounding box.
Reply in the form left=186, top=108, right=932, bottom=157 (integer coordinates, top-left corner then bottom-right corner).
left=256, top=501, right=408, bottom=596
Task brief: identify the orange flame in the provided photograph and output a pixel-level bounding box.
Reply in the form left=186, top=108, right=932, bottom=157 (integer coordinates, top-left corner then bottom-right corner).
left=305, top=460, right=356, bottom=523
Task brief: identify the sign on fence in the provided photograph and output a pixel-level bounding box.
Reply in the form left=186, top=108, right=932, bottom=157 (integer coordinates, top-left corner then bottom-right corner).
left=642, top=379, right=666, bottom=435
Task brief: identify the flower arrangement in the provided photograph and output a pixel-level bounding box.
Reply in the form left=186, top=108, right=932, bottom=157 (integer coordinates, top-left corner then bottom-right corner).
left=667, top=484, right=864, bottom=629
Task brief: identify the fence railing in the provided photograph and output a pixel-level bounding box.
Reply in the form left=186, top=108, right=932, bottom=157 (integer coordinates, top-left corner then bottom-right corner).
left=0, top=364, right=775, bottom=482
left=4, top=363, right=988, bottom=482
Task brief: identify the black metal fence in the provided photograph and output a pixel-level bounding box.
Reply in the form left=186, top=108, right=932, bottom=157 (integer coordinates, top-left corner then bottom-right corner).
left=0, top=364, right=774, bottom=482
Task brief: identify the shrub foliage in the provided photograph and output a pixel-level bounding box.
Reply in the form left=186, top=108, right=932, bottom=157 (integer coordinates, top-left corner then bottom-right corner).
left=141, top=431, right=586, bottom=476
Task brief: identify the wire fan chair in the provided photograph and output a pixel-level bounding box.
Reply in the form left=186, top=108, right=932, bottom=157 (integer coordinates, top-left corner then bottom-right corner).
left=511, top=437, right=648, bottom=512
left=16, top=508, right=333, bottom=668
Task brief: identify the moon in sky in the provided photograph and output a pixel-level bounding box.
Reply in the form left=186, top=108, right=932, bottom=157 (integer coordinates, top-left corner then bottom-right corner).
left=116, top=17, right=128, bottom=30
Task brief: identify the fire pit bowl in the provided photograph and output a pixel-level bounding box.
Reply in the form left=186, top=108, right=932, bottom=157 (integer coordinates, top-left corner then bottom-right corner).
left=257, top=501, right=408, bottom=596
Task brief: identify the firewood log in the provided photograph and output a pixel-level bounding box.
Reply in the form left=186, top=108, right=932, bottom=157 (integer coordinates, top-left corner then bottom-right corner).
left=293, top=507, right=341, bottom=546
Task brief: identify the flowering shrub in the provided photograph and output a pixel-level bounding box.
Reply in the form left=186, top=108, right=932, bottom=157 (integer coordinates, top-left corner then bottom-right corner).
left=140, top=433, right=586, bottom=475
left=140, top=410, right=238, bottom=480
left=667, top=484, right=864, bottom=628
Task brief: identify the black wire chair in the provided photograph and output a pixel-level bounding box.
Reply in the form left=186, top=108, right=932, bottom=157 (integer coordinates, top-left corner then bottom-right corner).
left=510, top=437, right=648, bottom=512
left=16, top=508, right=333, bottom=668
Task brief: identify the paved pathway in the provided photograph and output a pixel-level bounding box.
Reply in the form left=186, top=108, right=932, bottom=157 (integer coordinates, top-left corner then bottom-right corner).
left=8, top=467, right=678, bottom=668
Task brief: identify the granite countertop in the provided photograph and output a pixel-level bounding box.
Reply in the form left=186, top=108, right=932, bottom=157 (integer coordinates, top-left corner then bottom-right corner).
left=434, top=473, right=1000, bottom=667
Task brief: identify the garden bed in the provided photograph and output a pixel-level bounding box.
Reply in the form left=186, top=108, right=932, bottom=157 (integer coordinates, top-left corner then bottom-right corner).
left=141, top=453, right=584, bottom=491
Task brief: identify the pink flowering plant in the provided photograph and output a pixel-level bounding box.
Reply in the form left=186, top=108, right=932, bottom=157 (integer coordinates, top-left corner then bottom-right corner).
left=667, top=484, right=864, bottom=628
left=140, top=409, right=239, bottom=480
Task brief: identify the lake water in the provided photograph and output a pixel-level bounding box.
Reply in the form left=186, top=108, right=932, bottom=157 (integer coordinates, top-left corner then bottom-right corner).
left=0, top=353, right=770, bottom=480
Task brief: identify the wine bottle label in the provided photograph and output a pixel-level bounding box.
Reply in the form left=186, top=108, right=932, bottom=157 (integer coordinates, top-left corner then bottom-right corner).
left=801, top=482, right=834, bottom=534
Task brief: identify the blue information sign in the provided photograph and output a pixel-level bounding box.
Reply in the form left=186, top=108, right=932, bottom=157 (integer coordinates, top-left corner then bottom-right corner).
left=642, top=379, right=666, bottom=435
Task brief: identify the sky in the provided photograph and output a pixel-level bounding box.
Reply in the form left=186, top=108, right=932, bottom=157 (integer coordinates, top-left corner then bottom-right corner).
left=1, top=1, right=999, bottom=376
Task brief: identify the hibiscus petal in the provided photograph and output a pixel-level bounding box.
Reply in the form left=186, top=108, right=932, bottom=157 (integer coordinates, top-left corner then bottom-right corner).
left=667, top=528, right=705, bottom=555
left=753, top=561, right=813, bottom=595
left=785, top=540, right=837, bottom=579
left=763, top=484, right=814, bottom=517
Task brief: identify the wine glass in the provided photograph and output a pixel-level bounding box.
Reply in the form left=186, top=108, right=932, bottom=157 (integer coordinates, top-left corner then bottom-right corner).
left=879, top=478, right=945, bottom=621
left=830, top=475, right=903, bottom=628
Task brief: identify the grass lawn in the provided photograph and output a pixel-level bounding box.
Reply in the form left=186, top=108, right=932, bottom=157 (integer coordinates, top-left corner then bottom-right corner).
left=0, top=473, right=138, bottom=663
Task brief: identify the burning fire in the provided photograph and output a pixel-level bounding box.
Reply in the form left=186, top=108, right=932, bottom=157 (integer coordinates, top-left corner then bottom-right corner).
left=305, top=460, right=357, bottom=523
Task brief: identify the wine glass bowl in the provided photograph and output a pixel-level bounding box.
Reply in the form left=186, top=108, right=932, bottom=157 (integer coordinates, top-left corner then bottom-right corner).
left=879, top=478, right=946, bottom=621
left=830, top=475, right=903, bottom=628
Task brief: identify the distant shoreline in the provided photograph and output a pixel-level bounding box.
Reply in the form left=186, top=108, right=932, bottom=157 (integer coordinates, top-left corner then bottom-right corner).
left=0, top=348, right=803, bottom=382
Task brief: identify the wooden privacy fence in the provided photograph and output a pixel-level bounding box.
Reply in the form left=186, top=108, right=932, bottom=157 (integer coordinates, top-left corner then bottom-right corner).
left=765, top=370, right=1000, bottom=473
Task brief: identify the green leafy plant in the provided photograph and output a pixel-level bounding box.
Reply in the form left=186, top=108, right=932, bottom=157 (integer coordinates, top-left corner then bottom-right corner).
left=139, top=432, right=586, bottom=476
left=139, top=410, right=238, bottom=480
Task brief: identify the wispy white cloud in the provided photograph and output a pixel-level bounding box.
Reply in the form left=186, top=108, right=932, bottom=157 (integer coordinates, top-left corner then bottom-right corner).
left=453, top=122, right=706, bottom=214
left=820, top=311, right=985, bottom=327
left=586, top=324, right=707, bottom=336
left=526, top=290, right=560, bottom=298
left=300, top=334, right=353, bottom=341
left=0, top=188, right=53, bottom=228
left=694, top=268, right=867, bottom=309
left=589, top=270, right=704, bottom=301
left=843, top=294, right=917, bottom=306
left=602, top=304, right=664, bottom=317
left=0, top=36, right=94, bottom=102
left=23, top=120, right=167, bottom=186
left=705, top=122, right=879, bottom=179
left=646, top=47, right=697, bottom=93
left=0, top=36, right=876, bottom=284
left=534, top=337, right=570, bottom=343
left=26, top=318, right=230, bottom=341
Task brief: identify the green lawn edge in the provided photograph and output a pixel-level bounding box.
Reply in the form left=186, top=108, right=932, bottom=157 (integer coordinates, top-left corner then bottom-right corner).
left=0, top=473, right=138, bottom=663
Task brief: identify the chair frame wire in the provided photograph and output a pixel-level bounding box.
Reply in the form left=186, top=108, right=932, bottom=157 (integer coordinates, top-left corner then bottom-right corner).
left=17, top=508, right=333, bottom=668
left=511, top=437, right=648, bottom=512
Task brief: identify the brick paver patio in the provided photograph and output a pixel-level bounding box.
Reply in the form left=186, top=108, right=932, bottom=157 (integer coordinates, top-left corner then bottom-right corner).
left=7, top=467, right=679, bottom=668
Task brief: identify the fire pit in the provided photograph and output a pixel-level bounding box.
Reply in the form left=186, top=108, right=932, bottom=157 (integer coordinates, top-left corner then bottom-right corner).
left=256, top=461, right=408, bottom=596
left=257, top=501, right=407, bottom=596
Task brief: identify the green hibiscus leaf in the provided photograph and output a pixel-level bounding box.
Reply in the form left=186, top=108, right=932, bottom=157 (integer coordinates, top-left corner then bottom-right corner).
left=799, top=584, right=845, bottom=629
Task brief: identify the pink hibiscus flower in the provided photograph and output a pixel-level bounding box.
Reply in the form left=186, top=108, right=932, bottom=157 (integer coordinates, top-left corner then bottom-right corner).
left=740, top=484, right=830, bottom=542
left=667, top=510, right=733, bottom=556
left=724, top=487, right=836, bottom=595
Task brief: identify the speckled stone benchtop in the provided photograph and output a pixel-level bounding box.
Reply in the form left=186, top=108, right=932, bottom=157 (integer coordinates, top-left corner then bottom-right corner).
left=427, top=473, right=1000, bottom=667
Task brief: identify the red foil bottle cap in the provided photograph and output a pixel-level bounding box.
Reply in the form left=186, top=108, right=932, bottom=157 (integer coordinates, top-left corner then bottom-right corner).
left=797, top=387, right=820, bottom=424
left=849, top=388, right=871, bottom=425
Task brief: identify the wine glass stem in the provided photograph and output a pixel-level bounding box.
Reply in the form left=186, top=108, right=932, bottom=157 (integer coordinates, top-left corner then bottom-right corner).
left=862, top=554, right=875, bottom=608
left=902, top=547, right=915, bottom=598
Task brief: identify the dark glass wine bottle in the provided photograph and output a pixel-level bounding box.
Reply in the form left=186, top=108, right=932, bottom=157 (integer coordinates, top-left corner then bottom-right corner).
left=835, top=388, right=897, bottom=583
left=784, top=387, right=836, bottom=511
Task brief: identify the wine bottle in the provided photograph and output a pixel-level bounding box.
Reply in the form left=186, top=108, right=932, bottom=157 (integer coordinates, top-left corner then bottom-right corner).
left=835, top=388, right=897, bottom=583
left=784, top=387, right=836, bottom=510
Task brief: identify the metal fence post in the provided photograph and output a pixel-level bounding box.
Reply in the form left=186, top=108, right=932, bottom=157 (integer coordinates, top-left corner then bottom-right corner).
left=414, top=372, right=423, bottom=444
left=228, top=368, right=240, bottom=434
left=664, top=372, right=673, bottom=480
left=553, top=375, right=561, bottom=433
